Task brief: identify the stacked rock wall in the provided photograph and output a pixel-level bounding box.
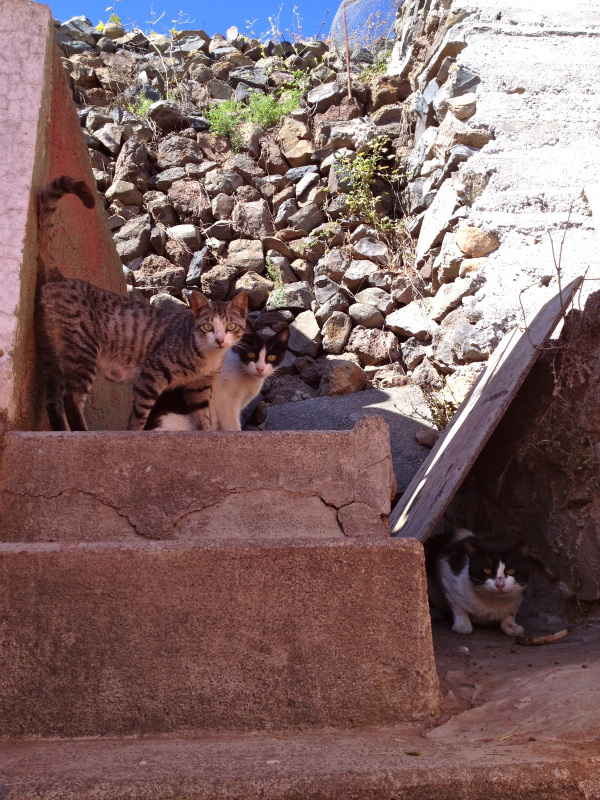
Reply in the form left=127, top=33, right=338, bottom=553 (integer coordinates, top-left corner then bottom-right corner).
left=52, top=0, right=600, bottom=431
left=389, top=0, right=600, bottom=398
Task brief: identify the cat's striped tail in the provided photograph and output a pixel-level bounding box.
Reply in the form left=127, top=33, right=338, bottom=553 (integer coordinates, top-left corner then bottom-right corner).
left=37, top=176, right=96, bottom=282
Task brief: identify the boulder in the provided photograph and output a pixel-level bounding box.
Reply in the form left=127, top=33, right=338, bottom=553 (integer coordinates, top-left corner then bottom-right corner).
left=232, top=198, right=275, bottom=239
left=288, top=310, right=322, bottom=357
left=354, top=288, right=395, bottom=316
left=348, top=302, right=385, bottom=329
left=385, top=300, right=438, bottom=342
left=204, top=170, right=244, bottom=197
left=322, top=311, right=352, bottom=354
left=200, top=265, right=237, bottom=300
left=226, top=239, right=265, bottom=273
left=455, top=226, right=500, bottom=258
left=137, top=255, right=186, bottom=291
left=113, top=214, right=152, bottom=261
left=147, top=101, right=187, bottom=131
left=157, top=136, right=205, bottom=169
left=168, top=179, right=212, bottom=222
left=234, top=271, right=274, bottom=309
left=346, top=326, right=401, bottom=366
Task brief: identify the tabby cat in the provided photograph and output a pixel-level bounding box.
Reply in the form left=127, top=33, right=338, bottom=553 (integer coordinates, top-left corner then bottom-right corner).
left=36, top=176, right=247, bottom=432
left=426, top=528, right=529, bottom=636
left=145, top=323, right=289, bottom=431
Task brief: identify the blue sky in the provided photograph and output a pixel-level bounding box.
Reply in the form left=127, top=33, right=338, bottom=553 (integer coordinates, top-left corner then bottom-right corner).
left=48, top=0, right=333, bottom=41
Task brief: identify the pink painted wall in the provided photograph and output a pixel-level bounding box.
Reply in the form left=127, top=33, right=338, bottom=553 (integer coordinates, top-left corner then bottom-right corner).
left=1, top=0, right=129, bottom=432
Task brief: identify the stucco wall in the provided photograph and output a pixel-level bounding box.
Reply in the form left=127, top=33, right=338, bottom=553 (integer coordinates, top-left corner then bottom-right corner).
left=0, top=0, right=129, bottom=433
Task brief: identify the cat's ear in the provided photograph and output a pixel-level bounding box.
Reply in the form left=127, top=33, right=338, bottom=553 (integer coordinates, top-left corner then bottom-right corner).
left=462, top=537, right=481, bottom=556
left=230, top=291, right=248, bottom=316
left=244, top=317, right=257, bottom=334
left=274, top=326, right=290, bottom=346
left=189, top=291, right=212, bottom=316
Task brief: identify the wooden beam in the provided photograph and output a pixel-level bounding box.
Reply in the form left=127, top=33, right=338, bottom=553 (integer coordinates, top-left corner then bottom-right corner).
left=390, top=276, right=583, bottom=541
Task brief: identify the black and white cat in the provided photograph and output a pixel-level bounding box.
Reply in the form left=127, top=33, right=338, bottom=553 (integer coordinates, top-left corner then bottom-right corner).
left=145, top=323, right=289, bottom=432
left=426, top=528, right=529, bottom=636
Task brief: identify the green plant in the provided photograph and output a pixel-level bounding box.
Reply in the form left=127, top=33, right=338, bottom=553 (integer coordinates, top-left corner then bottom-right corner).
left=206, top=87, right=302, bottom=152
left=336, top=135, right=400, bottom=229
left=96, top=11, right=122, bottom=31
left=206, top=100, right=245, bottom=150
left=422, top=382, right=460, bottom=431
left=265, top=256, right=286, bottom=308
left=127, top=88, right=153, bottom=116
left=357, top=50, right=392, bottom=82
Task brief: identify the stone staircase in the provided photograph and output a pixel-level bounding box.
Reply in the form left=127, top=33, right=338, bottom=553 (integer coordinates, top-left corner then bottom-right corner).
left=0, top=418, right=442, bottom=739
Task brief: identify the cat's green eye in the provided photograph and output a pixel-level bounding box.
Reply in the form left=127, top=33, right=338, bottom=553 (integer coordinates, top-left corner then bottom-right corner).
left=483, top=568, right=492, bottom=575
left=226, top=323, right=237, bottom=331
left=506, top=569, right=515, bottom=575
left=267, top=355, right=277, bottom=362
left=202, top=323, right=214, bottom=332
left=246, top=352, right=256, bottom=359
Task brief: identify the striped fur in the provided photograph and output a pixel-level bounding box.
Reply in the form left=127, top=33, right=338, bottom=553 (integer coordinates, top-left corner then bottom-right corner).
left=36, top=176, right=248, bottom=432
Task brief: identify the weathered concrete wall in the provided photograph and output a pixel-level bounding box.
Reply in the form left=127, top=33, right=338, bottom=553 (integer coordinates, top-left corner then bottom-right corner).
left=389, top=0, right=600, bottom=375
left=0, top=417, right=396, bottom=540
left=0, top=0, right=128, bottom=433
left=0, top=537, right=439, bottom=737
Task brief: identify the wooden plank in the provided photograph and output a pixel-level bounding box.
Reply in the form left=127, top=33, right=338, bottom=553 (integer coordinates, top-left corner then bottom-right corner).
left=389, top=276, right=583, bottom=540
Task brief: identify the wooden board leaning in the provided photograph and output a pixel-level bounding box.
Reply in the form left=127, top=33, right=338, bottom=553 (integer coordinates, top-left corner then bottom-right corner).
left=389, top=276, right=583, bottom=541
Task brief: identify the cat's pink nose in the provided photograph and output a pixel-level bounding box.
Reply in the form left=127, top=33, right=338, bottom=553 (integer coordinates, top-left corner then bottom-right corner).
left=496, top=579, right=506, bottom=590
left=215, top=338, right=224, bottom=346
left=256, top=366, right=264, bottom=374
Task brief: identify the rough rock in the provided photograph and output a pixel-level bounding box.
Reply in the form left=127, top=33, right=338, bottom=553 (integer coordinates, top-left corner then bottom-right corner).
left=232, top=198, right=274, bottom=238
left=167, top=224, right=202, bottom=251
left=455, top=226, right=500, bottom=258
left=164, top=239, right=193, bottom=271
left=234, top=271, right=274, bottom=309
left=201, top=265, right=237, bottom=300
left=429, top=275, right=482, bottom=323
left=168, top=179, right=211, bottom=222
left=348, top=303, right=385, bottom=329
left=385, top=300, right=438, bottom=342
left=307, top=82, right=344, bottom=113
left=137, top=255, right=186, bottom=291
left=204, top=169, right=244, bottom=197
left=351, top=237, right=389, bottom=265
left=346, top=326, right=401, bottom=366
left=342, top=260, right=379, bottom=292
left=268, top=281, right=314, bottom=311
left=105, top=180, right=143, bottom=205
left=157, top=136, right=205, bottom=169
left=288, top=310, right=322, bottom=357
left=322, top=311, right=352, bottom=354
left=354, top=288, right=395, bottom=316
left=113, top=214, right=152, bottom=261
left=416, top=179, right=461, bottom=263
left=147, top=101, right=187, bottom=131
left=226, top=239, right=265, bottom=273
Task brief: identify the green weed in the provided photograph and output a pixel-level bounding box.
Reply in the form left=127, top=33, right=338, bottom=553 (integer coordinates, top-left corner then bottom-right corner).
left=265, top=256, right=286, bottom=308
left=126, top=89, right=153, bottom=116
left=206, top=80, right=303, bottom=152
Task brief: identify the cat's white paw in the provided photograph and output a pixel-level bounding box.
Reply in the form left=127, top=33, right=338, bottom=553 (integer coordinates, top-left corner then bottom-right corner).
left=501, top=620, right=524, bottom=637
left=452, top=619, right=473, bottom=635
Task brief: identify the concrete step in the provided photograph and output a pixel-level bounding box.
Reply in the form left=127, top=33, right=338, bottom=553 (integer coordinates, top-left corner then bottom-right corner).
left=0, top=418, right=440, bottom=737
left=4, top=622, right=600, bottom=798
left=0, top=417, right=395, bottom=542
left=1, top=721, right=598, bottom=799
left=0, top=537, right=439, bottom=738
